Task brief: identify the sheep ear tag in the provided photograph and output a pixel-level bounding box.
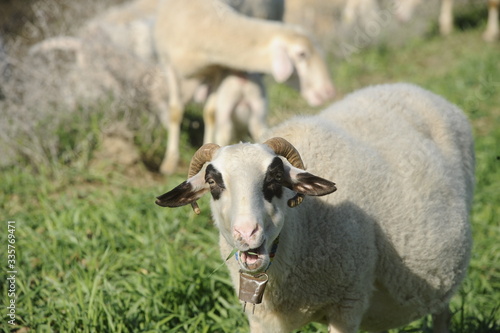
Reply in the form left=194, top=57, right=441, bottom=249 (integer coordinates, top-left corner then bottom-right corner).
left=239, top=272, right=269, bottom=314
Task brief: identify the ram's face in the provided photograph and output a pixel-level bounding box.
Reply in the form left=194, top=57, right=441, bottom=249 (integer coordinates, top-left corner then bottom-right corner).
left=155, top=139, right=337, bottom=274
left=208, top=145, right=287, bottom=273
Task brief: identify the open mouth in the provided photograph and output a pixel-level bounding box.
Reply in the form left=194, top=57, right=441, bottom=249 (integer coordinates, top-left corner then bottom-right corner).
left=238, top=243, right=269, bottom=272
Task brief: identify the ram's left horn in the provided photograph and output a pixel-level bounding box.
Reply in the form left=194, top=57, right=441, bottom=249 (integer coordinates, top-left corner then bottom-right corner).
left=264, top=137, right=306, bottom=208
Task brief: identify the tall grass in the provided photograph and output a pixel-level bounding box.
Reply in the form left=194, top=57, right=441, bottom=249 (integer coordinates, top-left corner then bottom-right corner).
left=1, top=12, right=499, bottom=333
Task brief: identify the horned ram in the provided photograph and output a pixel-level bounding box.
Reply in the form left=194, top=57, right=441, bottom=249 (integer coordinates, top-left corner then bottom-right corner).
left=155, top=83, right=474, bottom=333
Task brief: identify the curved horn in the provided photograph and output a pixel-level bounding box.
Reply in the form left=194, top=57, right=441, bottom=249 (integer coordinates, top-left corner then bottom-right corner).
left=188, top=143, right=220, bottom=178
left=264, top=137, right=305, bottom=170
left=264, top=137, right=306, bottom=208
left=187, top=143, right=220, bottom=214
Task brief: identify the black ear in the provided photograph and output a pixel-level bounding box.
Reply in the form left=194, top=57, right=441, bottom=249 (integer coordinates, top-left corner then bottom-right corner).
left=155, top=181, right=208, bottom=208
left=285, top=172, right=337, bottom=197
left=283, top=168, right=337, bottom=197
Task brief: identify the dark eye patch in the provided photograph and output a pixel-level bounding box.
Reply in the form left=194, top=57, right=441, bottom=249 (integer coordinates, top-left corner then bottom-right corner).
left=263, top=157, right=284, bottom=203
left=205, top=164, right=225, bottom=200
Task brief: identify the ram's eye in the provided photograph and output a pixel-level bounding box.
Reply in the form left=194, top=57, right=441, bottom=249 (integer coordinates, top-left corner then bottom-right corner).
left=207, top=178, right=216, bottom=186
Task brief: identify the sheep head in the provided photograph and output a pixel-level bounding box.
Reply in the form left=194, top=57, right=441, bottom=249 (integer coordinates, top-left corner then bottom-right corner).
left=155, top=137, right=336, bottom=273
left=270, top=32, right=335, bottom=107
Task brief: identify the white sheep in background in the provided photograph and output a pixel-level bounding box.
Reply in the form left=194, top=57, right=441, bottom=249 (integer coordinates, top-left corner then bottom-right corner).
left=32, top=0, right=286, bottom=170
left=88, top=0, right=284, bottom=163
left=155, top=83, right=474, bottom=333
left=154, top=0, right=335, bottom=174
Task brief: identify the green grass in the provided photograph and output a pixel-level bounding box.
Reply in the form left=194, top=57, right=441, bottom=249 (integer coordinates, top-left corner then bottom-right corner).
left=1, top=27, right=500, bottom=332
left=1, top=170, right=247, bottom=332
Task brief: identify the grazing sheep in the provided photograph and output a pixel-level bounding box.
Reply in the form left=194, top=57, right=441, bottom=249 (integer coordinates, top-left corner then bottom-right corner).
left=154, top=0, right=334, bottom=174
left=155, top=83, right=474, bottom=333
left=155, top=0, right=333, bottom=105
left=29, top=0, right=278, bottom=170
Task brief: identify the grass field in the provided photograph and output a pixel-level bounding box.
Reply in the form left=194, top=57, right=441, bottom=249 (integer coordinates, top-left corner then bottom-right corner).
left=1, top=20, right=500, bottom=333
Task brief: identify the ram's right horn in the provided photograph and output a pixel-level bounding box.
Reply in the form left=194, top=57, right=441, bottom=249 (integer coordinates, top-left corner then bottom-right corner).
left=188, top=143, right=220, bottom=214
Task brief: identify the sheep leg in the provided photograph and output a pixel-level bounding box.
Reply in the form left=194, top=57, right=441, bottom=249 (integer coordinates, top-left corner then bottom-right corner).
left=203, top=91, right=218, bottom=144
left=160, top=63, right=183, bottom=175
left=162, top=108, right=182, bottom=175
left=439, top=0, right=454, bottom=35
left=432, top=305, right=451, bottom=333
left=203, top=73, right=224, bottom=144
left=214, top=87, right=238, bottom=146
left=483, top=0, right=499, bottom=42
left=247, top=88, right=268, bottom=141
